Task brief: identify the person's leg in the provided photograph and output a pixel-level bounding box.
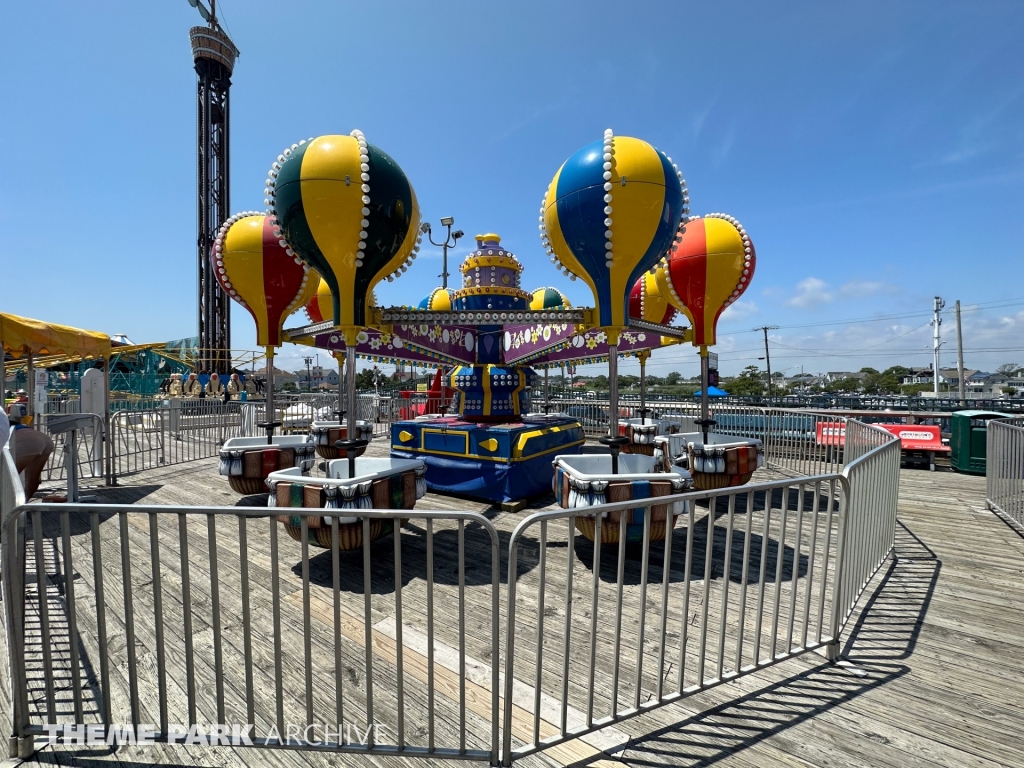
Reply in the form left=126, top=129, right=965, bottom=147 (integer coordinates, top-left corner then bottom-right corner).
left=12, top=430, right=55, bottom=499
left=15, top=451, right=51, bottom=498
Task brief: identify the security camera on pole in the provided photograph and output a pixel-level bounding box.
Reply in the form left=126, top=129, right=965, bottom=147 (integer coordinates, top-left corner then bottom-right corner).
left=421, top=217, right=464, bottom=289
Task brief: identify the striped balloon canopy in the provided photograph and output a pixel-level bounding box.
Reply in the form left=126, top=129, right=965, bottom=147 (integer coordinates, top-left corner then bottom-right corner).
left=304, top=275, right=333, bottom=324
left=267, top=130, right=421, bottom=330
left=418, top=287, right=455, bottom=311
left=540, top=129, right=688, bottom=330
left=529, top=286, right=572, bottom=310
left=212, top=212, right=318, bottom=347
left=629, top=270, right=676, bottom=325
left=655, top=214, right=755, bottom=347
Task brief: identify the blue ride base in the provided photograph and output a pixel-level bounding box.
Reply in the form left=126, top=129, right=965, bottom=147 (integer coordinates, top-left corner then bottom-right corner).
left=390, top=415, right=585, bottom=503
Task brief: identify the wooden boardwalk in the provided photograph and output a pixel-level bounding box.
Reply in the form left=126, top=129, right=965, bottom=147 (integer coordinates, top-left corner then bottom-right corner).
left=9, top=444, right=1024, bottom=768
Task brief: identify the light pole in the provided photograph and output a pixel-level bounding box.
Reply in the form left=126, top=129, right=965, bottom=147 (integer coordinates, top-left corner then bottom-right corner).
left=303, top=356, right=313, bottom=393
left=420, top=217, right=464, bottom=289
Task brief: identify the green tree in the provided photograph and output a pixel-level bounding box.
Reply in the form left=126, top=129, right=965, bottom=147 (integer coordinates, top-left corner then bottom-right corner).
left=825, top=377, right=861, bottom=393
left=725, top=365, right=765, bottom=397
left=862, top=371, right=901, bottom=394
left=665, top=371, right=682, bottom=386
left=997, top=363, right=1021, bottom=376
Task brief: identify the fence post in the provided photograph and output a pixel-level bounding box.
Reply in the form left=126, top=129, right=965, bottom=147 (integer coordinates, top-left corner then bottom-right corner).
left=1, top=450, right=33, bottom=759
left=825, top=477, right=852, bottom=661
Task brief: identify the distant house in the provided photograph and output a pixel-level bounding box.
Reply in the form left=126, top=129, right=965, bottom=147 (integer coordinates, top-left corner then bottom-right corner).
left=824, top=372, right=867, bottom=384
left=251, top=366, right=298, bottom=386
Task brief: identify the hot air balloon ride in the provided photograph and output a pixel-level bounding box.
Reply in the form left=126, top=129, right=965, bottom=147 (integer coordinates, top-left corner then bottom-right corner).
left=211, top=210, right=319, bottom=493
left=268, top=129, right=421, bottom=459
left=541, top=130, right=694, bottom=542
left=654, top=213, right=764, bottom=489
left=540, top=129, right=688, bottom=451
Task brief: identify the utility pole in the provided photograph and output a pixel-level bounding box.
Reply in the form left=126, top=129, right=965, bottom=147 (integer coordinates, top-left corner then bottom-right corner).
left=932, top=297, right=945, bottom=397
left=955, top=300, right=966, bottom=406
left=754, top=326, right=779, bottom=403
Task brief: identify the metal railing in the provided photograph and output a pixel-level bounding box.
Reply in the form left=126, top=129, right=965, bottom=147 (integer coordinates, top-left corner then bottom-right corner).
left=500, top=418, right=900, bottom=764
left=987, top=418, right=1024, bottom=530
left=110, top=395, right=400, bottom=480
left=0, top=418, right=901, bottom=765
left=0, top=468, right=500, bottom=761
left=40, top=414, right=105, bottom=489
left=110, top=400, right=244, bottom=478
left=828, top=421, right=901, bottom=638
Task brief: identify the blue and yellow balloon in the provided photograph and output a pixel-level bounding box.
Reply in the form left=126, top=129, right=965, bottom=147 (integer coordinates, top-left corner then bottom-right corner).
left=540, top=129, right=688, bottom=330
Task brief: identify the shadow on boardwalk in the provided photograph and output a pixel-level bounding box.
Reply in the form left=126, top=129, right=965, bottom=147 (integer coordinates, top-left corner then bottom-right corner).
left=605, top=522, right=939, bottom=767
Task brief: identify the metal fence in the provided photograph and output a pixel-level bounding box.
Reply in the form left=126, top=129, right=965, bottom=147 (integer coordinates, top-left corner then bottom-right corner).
left=0, top=464, right=500, bottom=762
left=500, top=419, right=900, bottom=763
left=110, top=400, right=245, bottom=478
left=40, top=414, right=105, bottom=490
left=0, top=418, right=901, bottom=764
left=987, top=418, right=1024, bottom=530
left=829, top=421, right=902, bottom=638
left=109, top=395, right=401, bottom=481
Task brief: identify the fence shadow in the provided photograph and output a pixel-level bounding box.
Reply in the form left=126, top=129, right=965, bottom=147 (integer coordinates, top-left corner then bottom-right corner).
left=567, top=483, right=830, bottom=586
left=294, top=520, right=539, bottom=594
left=582, top=522, right=938, bottom=768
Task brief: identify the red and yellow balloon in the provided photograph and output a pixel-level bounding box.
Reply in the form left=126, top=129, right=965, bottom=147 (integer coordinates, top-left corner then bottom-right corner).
left=628, top=270, right=676, bottom=325
left=655, top=213, right=755, bottom=347
left=212, top=211, right=319, bottom=347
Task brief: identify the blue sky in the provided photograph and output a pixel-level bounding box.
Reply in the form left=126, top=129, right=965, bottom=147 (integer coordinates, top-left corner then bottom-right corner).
left=2, top=1, right=1022, bottom=378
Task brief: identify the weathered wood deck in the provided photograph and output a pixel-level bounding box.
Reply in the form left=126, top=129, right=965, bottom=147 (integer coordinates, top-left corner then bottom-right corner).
left=10, top=442, right=1024, bottom=768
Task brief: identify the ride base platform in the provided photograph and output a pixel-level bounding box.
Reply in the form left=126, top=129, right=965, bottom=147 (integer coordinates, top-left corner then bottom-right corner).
left=390, top=415, right=584, bottom=502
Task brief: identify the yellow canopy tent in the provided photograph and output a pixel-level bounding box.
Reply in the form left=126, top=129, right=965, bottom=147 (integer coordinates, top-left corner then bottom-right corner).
left=1, top=313, right=111, bottom=424
left=1, top=312, right=110, bottom=360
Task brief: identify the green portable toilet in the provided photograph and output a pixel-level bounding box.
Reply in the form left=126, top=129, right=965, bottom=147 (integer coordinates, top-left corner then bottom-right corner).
left=949, top=410, right=1011, bottom=474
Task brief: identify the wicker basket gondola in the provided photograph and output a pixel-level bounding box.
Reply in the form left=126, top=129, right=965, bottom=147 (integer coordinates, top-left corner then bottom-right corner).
left=283, top=517, right=408, bottom=550
left=228, top=476, right=270, bottom=495
left=574, top=510, right=675, bottom=544
left=689, top=469, right=756, bottom=491
left=621, top=443, right=656, bottom=457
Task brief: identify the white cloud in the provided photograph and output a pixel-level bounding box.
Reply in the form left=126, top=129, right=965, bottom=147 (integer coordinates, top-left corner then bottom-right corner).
left=787, top=277, right=833, bottom=308
left=719, top=300, right=758, bottom=323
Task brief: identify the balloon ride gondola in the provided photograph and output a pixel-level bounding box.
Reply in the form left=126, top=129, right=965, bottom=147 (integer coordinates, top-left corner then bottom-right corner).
left=538, top=128, right=696, bottom=542
left=654, top=213, right=764, bottom=490
left=210, top=210, right=319, bottom=494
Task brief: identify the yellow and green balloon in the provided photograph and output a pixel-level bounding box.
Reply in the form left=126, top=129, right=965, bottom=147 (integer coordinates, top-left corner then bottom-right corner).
left=266, top=130, right=421, bottom=330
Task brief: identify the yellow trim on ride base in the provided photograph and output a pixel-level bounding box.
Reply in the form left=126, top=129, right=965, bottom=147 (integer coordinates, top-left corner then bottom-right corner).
left=421, top=428, right=469, bottom=456
left=482, top=367, right=492, bottom=414
left=513, top=424, right=584, bottom=459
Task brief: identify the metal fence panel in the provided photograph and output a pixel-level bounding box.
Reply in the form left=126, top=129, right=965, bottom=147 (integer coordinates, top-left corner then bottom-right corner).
left=500, top=474, right=845, bottom=764
left=987, top=419, right=1024, bottom=530
left=828, top=421, right=901, bottom=638
left=1, top=498, right=501, bottom=763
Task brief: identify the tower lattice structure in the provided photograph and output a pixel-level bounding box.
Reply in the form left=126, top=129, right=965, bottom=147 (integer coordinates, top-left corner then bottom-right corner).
left=190, top=25, right=238, bottom=372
